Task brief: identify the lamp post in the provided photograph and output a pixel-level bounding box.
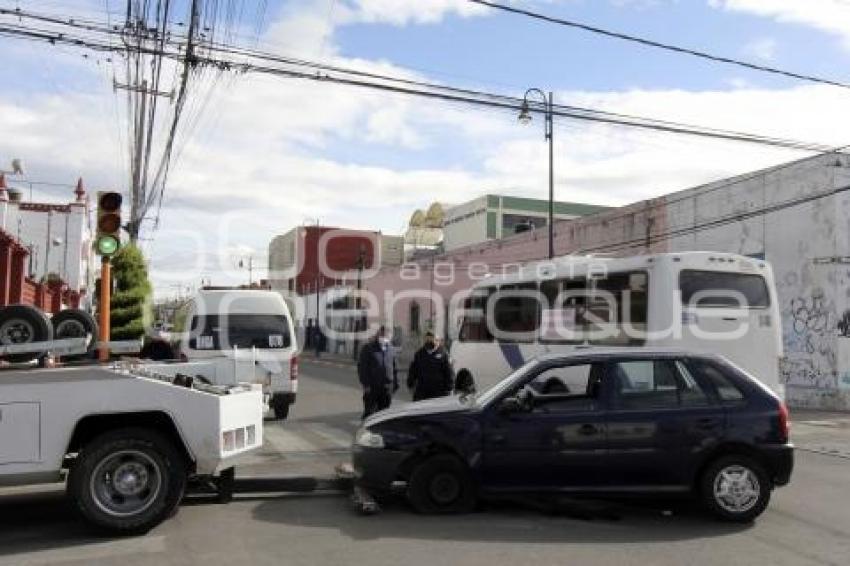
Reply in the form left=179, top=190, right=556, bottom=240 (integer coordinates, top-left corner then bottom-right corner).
left=518, top=88, right=555, bottom=259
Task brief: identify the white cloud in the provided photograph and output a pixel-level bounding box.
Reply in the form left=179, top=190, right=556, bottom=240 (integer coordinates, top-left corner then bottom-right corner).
left=340, top=0, right=489, bottom=26
left=742, top=37, right=777, bottom=60
left=710, top=0, right=850, bottom=47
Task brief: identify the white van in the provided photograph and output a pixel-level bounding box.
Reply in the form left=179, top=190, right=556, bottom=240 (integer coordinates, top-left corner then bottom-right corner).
left=450, top=252, right=783, bottom=396
left=175, top=289, right=298, bottom=419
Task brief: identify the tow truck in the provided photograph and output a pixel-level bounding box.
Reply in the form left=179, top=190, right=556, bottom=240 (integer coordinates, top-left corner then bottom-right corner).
left=0, top=336, right=377, bottom=535
left=0, top=335, right=269, bottom=534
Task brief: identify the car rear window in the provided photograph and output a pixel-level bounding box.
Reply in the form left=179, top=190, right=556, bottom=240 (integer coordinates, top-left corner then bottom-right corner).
left=191, top=314, right=291, bottom=350
left=687, top=360, right=746, bottom=403
left=679, top=270, right=770, bottom=308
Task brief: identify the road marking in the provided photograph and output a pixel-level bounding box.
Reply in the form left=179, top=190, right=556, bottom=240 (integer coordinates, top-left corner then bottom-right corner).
left=307, top=423, right=355, bottom=448
left=263, top=425, right=324, bottom=453
left=0, top=535, right=166, bottom=566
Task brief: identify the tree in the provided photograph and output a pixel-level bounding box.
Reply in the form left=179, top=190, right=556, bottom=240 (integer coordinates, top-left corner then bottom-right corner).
left=109, top=244, right=152, bottom=340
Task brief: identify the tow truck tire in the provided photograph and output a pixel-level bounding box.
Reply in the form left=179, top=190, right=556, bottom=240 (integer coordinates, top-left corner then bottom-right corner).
left=51, top=308, right=98, bottom=360
left=0, top=304, right=53, bottom=363
left=407, top=454, right=477, bottom=514
left=68, top=428, right=187, bottom=535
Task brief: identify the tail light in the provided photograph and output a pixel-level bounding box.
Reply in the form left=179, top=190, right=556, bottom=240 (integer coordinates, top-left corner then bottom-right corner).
left=290, top=355, right=299, bottom=380
left=778, top=401, right=790, bottom=443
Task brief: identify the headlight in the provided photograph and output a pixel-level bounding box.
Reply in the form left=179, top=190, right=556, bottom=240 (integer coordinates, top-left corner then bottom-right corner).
left=355, top=428, right=385, bottom=449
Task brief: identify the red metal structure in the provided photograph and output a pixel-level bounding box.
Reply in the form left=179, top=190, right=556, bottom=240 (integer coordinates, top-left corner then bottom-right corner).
left=0, top=227, right=79, bottom=314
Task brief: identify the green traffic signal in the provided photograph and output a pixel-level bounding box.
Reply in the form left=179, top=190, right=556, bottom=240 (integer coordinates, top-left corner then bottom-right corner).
left=96, top=234, right=120, bottom=256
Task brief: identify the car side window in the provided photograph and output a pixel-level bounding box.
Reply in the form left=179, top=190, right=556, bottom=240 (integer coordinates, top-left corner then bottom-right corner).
left=674, top=361, right=711, bottom=407
left=524, top=363, right=603, bottom=412
left=611, top=360, right=680, bottom=409
left=687, top=360, right=746, bottom=404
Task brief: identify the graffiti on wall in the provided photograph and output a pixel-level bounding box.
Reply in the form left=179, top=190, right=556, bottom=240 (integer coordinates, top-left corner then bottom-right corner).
left=836, top=310, right=850, bottom=337
left=783, top=289, right=838, bottom=389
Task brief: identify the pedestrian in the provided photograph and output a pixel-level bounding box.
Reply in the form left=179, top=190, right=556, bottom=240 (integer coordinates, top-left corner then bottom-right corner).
left=357, top=326, right=399, bottom=419
left=407, top=331, right=454, bottom=401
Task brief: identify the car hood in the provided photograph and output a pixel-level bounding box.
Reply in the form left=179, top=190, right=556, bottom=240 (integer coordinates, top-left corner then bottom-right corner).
left=364, top=395, right=471, bottom=427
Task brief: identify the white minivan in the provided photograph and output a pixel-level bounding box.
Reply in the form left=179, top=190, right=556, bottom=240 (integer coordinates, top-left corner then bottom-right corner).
left=175, top=289, right=298, bottom=419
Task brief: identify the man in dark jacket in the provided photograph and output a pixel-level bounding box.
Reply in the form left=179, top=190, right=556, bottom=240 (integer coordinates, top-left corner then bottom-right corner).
left=357, top=326, right=399, bottom=419
left=407, top=332, right=454, bottom=401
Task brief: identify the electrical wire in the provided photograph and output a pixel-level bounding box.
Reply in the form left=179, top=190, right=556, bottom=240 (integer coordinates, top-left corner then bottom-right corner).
left=468, top=0, right=850, bottom=90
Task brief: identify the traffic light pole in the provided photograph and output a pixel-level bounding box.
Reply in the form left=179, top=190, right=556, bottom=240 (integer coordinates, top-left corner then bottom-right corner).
left=98, top=256, right=111, bottom=362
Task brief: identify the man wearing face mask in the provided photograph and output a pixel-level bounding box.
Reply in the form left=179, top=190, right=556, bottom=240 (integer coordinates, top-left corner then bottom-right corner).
left=357, top=325, right=399, bottom=419
left=407, top=331, right=454, bottom=402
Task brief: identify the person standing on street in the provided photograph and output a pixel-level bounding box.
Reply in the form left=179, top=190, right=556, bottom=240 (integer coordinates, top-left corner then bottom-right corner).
left=407, top=332, right=454, bottom=401
left=357, top=326, right=399, bottom=419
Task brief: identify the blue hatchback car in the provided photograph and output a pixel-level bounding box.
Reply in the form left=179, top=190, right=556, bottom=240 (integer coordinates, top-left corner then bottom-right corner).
left=353, top=349, right=793, bottom=522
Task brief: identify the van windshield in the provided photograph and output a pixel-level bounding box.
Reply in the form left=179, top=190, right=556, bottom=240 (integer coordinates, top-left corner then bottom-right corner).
left=191, top=314, right=292, bottom=350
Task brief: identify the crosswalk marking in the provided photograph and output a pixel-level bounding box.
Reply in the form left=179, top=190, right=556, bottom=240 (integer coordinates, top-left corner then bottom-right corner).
left=262, top=422, right=355, bottom=454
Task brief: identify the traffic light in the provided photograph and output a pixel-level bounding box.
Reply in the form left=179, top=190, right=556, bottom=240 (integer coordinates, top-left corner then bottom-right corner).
left=95, top=191, right=122, bottom=256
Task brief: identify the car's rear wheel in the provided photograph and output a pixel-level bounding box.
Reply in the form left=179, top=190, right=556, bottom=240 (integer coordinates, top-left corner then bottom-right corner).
left=407, top=454, right=476, bottom=514
left=700, top=455, right=770, bottom=522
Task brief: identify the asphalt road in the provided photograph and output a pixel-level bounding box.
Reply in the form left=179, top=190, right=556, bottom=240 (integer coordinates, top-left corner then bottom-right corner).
left=1, top=359, right=849, bottom=566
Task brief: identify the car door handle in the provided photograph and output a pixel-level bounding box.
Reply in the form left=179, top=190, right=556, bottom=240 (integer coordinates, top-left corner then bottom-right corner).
left=488, top=433, right=506, bottom=444
left=578, top=423, right=600, bottom=436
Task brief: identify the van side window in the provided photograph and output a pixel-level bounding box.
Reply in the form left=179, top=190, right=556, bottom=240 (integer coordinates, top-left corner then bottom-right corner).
left=679, top=270, right=769, bottom=309
left=687, top=360, right=746, bottom=403
left=459, top=288, right=494, bottom=342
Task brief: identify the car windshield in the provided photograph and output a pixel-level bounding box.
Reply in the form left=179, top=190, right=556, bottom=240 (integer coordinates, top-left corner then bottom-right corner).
left=474, top=359, right=539, bottom=408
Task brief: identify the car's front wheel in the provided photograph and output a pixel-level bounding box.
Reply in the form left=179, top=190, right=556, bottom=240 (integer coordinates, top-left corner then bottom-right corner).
left=407, top=454, right=476, bottom=514
left=700, top=454, right=771, bottom=522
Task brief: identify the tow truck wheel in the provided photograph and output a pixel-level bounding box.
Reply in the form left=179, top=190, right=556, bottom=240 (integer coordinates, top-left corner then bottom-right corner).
left=68, top=428, right=187, bottom=535
left=407, top=454, right=477, bottom=514
left=0, top=304, right=53, bottom=363
left=51, top=309, right=98, bottom=360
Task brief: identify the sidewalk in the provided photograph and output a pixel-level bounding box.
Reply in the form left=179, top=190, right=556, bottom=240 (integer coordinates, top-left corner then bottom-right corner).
left=299, top=350, right=357, bottom=367
left=790, top=410, right=850, bottom=460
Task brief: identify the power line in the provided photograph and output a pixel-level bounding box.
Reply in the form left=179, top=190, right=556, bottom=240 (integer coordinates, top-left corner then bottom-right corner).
left=1, top=6, right=842, bottom=154
left=468, top=0, right=850, bottom=91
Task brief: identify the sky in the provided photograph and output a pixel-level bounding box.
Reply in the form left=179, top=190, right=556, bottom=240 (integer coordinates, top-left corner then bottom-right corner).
left=2, top=0, right=850, bottom=297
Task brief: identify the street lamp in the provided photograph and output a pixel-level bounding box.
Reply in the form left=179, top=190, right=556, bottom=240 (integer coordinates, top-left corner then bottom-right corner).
left=518, top=88, right=555, bottom=259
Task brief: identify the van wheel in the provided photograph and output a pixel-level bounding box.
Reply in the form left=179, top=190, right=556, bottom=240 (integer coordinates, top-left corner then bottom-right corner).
left=271, top=395, right=291, bottom=420
left=407, top=454, right=476, bottom=514
left=0, top=305, right=53, bottom=363
left=67, top=428, right=187, bottom=535
left=51, top=309, right=98, bottom=360
left=700, top=455, right=770, bottom=523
